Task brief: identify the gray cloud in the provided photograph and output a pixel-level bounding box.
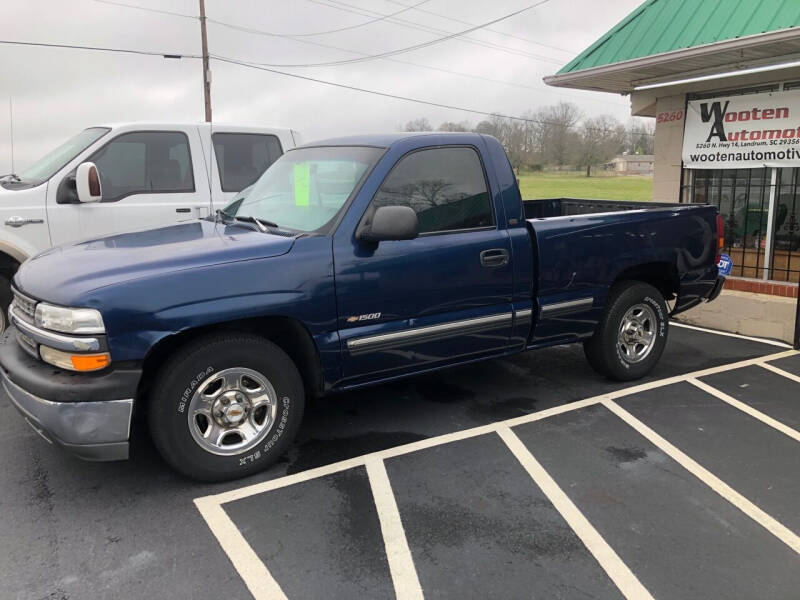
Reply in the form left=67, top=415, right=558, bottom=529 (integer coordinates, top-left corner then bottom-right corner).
left=0, top=0, right=642, bottom=173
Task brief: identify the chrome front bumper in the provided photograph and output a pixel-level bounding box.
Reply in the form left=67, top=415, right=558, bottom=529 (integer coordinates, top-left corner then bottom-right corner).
left=1, top=370, right=132, bottom=461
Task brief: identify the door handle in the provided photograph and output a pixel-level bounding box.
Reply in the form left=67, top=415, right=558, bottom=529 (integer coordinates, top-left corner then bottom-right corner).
left=5, top=216, right=44, bottom=228
left=175, top=208, right=192, bottom=213
left=480, top=248, right=509, bottom=268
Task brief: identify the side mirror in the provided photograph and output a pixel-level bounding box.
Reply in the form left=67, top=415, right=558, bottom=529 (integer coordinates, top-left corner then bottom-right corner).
left=75, top=162, right=102, bottom=203
left=358, top=205, right=418, bottom=242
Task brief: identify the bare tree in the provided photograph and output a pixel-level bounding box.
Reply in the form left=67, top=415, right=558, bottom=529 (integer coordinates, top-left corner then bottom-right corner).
left=576, top=115, right=626, bottom=177
left=473, top=115, right=528, bottom=173
left=627, top=117, right=655, bottom=155
left=403, top=118, right=433, bottom=132
left=438, top=120, right=472, bottom=132
left=542, top=102, right=582, bottom=167
left=474, top=116, right=504, bottom=139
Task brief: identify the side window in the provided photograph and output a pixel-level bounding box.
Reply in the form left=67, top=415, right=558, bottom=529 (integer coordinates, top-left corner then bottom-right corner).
left=88, top=131, right=194, bottom=201
left=372, top=147, right=493, bottom=234
left=212, top=133, right=284, bottom=192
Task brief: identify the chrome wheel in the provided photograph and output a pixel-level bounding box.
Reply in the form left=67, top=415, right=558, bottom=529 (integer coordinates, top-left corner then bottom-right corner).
left=617, top=303, right=657, bottom=364
left=187, top=367, right=277, bottom=456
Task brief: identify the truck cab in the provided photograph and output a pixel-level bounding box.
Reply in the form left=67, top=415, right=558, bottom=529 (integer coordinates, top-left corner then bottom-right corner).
left=0, top=122, right=300, bottom=331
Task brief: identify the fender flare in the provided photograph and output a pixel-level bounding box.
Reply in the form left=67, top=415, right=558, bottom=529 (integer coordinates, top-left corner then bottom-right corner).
left=0, top=241, right=28, bottom=266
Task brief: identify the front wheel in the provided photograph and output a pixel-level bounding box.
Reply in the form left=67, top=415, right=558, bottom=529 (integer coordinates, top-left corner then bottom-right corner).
left=148, top=333, right=305, bottom=482
left=583, top=282, right=668, bottom=381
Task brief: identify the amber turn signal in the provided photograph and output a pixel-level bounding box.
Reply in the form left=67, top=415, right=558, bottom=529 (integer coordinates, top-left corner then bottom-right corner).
left=40, top=346, right=111, bottom=372
left=71, top=353, right=111, bottom=372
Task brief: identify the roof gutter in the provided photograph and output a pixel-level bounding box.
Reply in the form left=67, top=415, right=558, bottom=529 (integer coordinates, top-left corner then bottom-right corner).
left=544, top=27, right=800, bottom=92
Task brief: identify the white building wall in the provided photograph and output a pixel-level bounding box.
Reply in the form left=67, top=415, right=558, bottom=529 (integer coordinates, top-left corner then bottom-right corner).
left=653, top=94, right=686, bottom=203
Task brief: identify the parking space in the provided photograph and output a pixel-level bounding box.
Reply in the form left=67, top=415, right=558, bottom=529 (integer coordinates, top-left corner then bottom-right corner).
left=1, top=324, right=797, bottom=600
left=194, top=332, right=800, bottom=600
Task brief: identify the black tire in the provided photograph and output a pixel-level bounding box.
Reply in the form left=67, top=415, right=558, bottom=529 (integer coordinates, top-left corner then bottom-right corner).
left=0, top=275, right=11, bottom=334
left=583, top=282, right=668, bottom=381
left=148, top=333, right=305, bottom=482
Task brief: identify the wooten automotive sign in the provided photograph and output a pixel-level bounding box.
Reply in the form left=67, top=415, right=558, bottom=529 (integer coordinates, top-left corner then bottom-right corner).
left=683, top=89, right=800, bottom=169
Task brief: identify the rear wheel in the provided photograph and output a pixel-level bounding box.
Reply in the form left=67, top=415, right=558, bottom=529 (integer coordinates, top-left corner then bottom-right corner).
left=583, top=282, right=668, bottom=381
left=148, top=333, right=305, bottom=482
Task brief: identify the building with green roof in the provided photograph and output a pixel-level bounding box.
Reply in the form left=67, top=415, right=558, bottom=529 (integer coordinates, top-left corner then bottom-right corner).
left=546, top=0, right=800, bottom=283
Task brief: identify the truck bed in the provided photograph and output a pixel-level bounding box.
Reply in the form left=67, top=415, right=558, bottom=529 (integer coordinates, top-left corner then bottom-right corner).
left=523, top=197, right=677, bottom=219
left=522, top=199, right=719, bottom=346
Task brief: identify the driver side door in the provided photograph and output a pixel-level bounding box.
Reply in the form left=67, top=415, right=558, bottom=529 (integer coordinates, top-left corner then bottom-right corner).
left=333, top=145, right=514, bottom=385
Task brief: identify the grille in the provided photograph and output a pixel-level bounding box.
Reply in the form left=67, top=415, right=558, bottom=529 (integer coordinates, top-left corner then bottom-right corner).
left=16, top=331, right=38, bottom=358
left=11, top=288, right=37, bottom=324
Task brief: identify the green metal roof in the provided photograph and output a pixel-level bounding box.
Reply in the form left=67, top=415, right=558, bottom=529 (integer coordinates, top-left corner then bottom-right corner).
left=559, top=0, right=800, bottom=74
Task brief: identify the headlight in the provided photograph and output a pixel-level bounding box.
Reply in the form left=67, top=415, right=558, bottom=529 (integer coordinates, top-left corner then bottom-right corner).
left=35, top=303, right=105, bottom=334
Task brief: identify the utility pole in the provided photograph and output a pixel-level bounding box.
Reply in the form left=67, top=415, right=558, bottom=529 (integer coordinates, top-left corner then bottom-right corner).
left=199, top=0, right=212, bottom=122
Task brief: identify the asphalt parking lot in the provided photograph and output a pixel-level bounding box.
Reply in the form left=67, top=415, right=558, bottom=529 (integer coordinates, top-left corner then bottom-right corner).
left=1, top=323, right=798, bottom=600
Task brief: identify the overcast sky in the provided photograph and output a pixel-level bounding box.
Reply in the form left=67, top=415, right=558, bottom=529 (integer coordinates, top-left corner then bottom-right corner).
left=0, top=0, right=644, bottom=173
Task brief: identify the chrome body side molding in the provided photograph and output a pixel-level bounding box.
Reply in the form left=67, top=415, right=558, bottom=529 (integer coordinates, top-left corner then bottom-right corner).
left=540, top=297, right=594, bottom=318
left=347, top=312, right=512, bottom=355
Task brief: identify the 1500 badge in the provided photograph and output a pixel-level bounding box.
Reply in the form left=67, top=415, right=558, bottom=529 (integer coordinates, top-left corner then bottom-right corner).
left=347, top=312, right=381, bottom=323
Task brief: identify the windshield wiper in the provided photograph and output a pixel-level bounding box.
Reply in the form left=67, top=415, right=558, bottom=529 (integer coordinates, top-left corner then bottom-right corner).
left=234, top=215, right=279, bottom=233
left=0, top=173, right=21, bottom=182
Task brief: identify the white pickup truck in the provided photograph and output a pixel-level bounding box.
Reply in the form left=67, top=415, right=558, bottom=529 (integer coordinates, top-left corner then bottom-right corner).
left=0, top=122, right=301, bottom=330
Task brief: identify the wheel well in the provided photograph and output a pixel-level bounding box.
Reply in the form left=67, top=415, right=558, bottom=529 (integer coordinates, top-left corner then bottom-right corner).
left=138, top=316, right=324, bottom=402
left=0, top=252, right=20, bottom=284
left=612, top=262, right=679, bottom=301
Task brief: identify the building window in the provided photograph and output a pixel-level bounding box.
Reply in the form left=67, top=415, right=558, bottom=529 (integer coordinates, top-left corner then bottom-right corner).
left=773, top=168, right=800, bottom=282
left=687, top=168, right=799, bottom=282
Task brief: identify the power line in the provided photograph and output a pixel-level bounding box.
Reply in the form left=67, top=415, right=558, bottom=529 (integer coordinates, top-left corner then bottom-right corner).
left=86, top=0, right=608, bottom=106
left=206, top=18, right=625, bottom=108
left=210, top=14, right=561, bottom=66
left=381, top=0, right=575, bottom=55
left=85, top=0, right=562, bottom=65
left=302, top=0, right=563, bottom=63
left=0, top=36, right=644, bottom=136
left=211, top=54, right=651, bottom=136
left=270, top=0, right=433, bottom=37
left=213, top=1, right=555, bottom=69
left=0, top=38, right=201, bottom=58
left=87, top=0, right=196, bottom=19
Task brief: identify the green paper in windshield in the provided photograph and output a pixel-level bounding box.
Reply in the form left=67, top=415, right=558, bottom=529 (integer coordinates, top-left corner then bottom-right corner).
left=294, top=163, right=310, bottom=206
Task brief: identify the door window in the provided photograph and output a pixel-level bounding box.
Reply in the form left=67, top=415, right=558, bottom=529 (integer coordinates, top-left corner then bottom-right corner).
left=88, top=131, right=194, bottom=201
left=371, top=147, right=493, bottom=234
left=213, top=133, right=283, bottom=192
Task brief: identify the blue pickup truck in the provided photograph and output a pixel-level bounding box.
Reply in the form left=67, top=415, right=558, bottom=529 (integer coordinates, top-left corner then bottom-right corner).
left=0, top=133, right=724, bottom=481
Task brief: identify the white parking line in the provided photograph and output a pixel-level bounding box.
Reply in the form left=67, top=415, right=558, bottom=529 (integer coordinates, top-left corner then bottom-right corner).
left=670, top=322, right=793, bottom=348
left=193, top=497, right=288, bottom=600
left=193, top=347, right=799, bottom=599
left=198, top=350, right=798, bottom=509
left=687, top=377, right=800, bottom=443
left=365, top=457, right=424, bottom=600
left=602, top=398, right=800, bottom=555
left=498, top=426, right=655, bottom=600
left=758, top=361, right=800, bottom=384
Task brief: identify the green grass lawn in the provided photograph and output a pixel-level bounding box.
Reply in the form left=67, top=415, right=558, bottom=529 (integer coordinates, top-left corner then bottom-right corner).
left=518, top=170, right=654, bottom=201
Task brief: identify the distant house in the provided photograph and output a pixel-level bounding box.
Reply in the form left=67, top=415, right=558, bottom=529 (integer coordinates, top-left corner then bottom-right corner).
left=607, top=154, right=654, bottom=175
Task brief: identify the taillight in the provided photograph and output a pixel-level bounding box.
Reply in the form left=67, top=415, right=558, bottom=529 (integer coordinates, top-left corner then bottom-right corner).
left=715, top=212, right=724, bottom=265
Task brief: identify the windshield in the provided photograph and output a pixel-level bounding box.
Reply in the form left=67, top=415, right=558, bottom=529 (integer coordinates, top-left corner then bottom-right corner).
left=19, top=127, right=110, bottom=183
left=222, top=146, right=383, bottom=233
